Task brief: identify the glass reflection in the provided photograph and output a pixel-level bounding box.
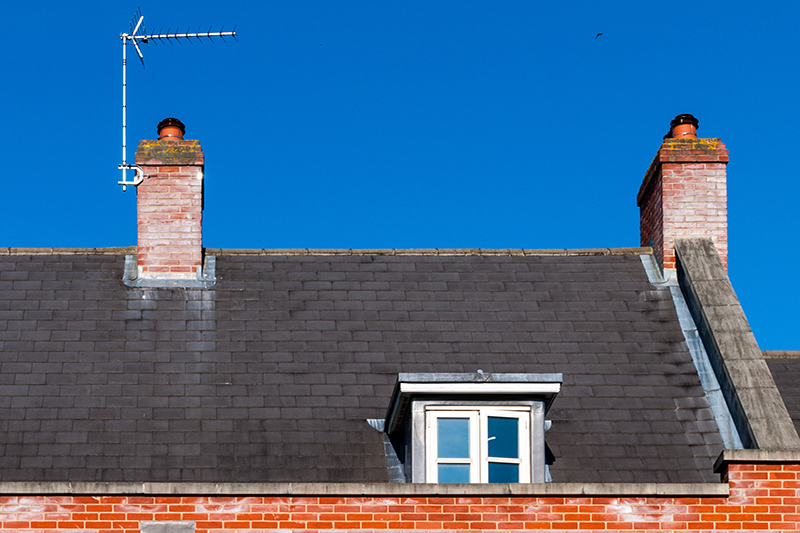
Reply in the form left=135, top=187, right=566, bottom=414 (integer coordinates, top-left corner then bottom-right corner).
left=488, top=416, right=518, bottom=458
left=439, top=464, right=470, bottom=483
left=488, top=462, right=519, bottom=483
left=438, top=417, right=469, bottom=458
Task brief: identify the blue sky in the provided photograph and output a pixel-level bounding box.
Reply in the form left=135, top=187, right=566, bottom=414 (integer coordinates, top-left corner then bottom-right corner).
left=1, top=1, right=798, bottom=349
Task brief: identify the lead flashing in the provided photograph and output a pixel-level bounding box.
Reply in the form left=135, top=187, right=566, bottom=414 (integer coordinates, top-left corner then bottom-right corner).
left=396, top=372, right=564, bottom=384
left=122, top=254, right=217, bottom=288
left=640, top=253, right=743, bottom=449
left=385, top=373, right=563, bottom=435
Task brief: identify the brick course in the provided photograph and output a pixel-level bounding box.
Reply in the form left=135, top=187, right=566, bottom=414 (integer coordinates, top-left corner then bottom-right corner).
left=638, top=138, right=728, bottom=272
left=0, top=464, right=797, bottom=531
left=134, top=141, right=205, bottom=280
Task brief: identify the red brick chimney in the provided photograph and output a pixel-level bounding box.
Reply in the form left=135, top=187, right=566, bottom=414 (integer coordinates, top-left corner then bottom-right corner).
left=134, top=118, right=204, bottom=280
left=637, top=114, right=728, bottom=272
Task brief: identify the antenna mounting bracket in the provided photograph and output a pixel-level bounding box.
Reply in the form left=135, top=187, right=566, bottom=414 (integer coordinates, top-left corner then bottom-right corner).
left=117, top=164, right=147, bottom=191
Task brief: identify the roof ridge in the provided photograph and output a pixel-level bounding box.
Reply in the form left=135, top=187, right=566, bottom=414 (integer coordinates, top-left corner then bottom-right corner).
left=208, top=247, right=653, bottom=256
left=0, top=246, right=137, bottom=255
left=763, top=350, right=800, bottom=359
left=0, top=246, right=653, bottom=257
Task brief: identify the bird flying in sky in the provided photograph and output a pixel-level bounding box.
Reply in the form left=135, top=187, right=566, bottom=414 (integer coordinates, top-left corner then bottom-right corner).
left=595, top=33, right=603, bottom=39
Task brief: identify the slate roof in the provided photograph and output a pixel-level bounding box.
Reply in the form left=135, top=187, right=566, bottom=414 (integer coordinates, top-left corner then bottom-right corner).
left=0, top=250, right=724, bottom=484
left=766, top=355, right=800, bottom=436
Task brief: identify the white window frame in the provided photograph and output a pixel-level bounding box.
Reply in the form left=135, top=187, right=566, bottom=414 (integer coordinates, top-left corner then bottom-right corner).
left=425, top=405, right=531, bottom=483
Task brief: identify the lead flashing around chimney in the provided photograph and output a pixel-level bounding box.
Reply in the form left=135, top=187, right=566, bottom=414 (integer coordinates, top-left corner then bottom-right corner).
left=123, top=254, right=216, bottom=288
left=640, top=253, right=743, bottom=449
left=674, top=238, right=800, bottom=450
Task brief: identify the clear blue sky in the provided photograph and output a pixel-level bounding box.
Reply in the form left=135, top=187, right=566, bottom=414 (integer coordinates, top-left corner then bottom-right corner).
left=1, top=1, right=798, bottom=349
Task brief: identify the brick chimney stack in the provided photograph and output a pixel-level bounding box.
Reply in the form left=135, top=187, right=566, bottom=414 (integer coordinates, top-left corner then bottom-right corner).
left=637, top=114, right=728, bottom=272
left=134, top=118, right=204, bottom=280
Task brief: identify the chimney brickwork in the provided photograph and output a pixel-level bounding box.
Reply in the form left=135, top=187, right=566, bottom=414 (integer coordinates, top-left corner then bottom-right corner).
left=638, top=130, right=728, bottom=272
left=134, top=137, right=204, bottom=280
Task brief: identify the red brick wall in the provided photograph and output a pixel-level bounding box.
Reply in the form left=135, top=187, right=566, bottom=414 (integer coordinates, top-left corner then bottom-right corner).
left=0, top=464, right=797, bottom=531
left=135, top=140, right=204, bottom=279
left=638, top=138, right=728, bottom=272
left=638, top=163, right=664, bottom=269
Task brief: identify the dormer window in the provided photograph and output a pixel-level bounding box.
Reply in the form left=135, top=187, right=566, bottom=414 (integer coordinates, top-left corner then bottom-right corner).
left=384, top=373, right=562, bottom=483
left=427, top=406, right=531, bottom=482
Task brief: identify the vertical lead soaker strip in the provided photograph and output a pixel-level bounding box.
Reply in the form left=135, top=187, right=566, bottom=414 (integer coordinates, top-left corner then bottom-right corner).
left=639, top=254, right=744, bottom=449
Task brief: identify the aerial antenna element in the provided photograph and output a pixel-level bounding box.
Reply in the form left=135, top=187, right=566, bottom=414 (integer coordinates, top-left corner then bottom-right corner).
left=118, top=8, right=237, bottom=190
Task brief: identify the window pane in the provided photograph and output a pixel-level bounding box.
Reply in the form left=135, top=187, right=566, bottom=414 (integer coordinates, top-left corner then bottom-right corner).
left=488, top=462, right=519, bottom=483
left=488, top=416, right=518, bottom=459
left=438, top=463, right=471, bottom=483
left=438, top=417, right=470, bottom=458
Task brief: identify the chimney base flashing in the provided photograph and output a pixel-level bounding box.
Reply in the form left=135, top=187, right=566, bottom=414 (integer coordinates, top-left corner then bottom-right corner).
left=123, top=254, right=216, bottom=289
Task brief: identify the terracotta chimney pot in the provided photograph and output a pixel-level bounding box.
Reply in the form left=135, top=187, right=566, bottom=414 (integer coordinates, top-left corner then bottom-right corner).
left=157, top=117, right=186, bottom=141
left=669, top=113, right=699, bottom=139
left=638, top=114, right=728, bottom=272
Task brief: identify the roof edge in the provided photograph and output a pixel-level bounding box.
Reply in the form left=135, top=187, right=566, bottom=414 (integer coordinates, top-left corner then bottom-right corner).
left=0, top=247, right=137, bottom=256
left=0, top=247, right=653, bottom=257
left=763, top=350, right=800, bottom=359
left=206, top=247, right=653, bottom=257
left=0, top=481, right=728, bottom=497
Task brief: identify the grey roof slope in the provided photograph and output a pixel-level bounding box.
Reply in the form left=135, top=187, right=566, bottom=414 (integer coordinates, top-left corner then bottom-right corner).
left=0, top=250, right=723, bottom=483
left=766, top=354, right=800, bottom=435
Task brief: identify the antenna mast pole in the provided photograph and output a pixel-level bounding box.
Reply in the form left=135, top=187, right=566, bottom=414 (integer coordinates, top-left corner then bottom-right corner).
left=118, top=10, right=236, bottom=191
left=122, top=29, right=128, bottom=186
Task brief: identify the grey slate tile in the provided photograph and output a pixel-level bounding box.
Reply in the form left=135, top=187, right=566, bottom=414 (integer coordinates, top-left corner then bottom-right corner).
left=769, top=358, right=800, bottom=435
left=0, top=253, right=724, bottom=484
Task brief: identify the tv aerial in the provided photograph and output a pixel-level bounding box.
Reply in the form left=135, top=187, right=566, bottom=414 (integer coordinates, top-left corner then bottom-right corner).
left=118, top=8, right=237, bottom=190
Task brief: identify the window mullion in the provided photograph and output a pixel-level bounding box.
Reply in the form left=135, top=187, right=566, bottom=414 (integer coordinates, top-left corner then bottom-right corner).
left=471, top=411, right=482, bottom=483
left=426, top=411, right=437, bottom=482
left=519, top=411, right=530, bottom=483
